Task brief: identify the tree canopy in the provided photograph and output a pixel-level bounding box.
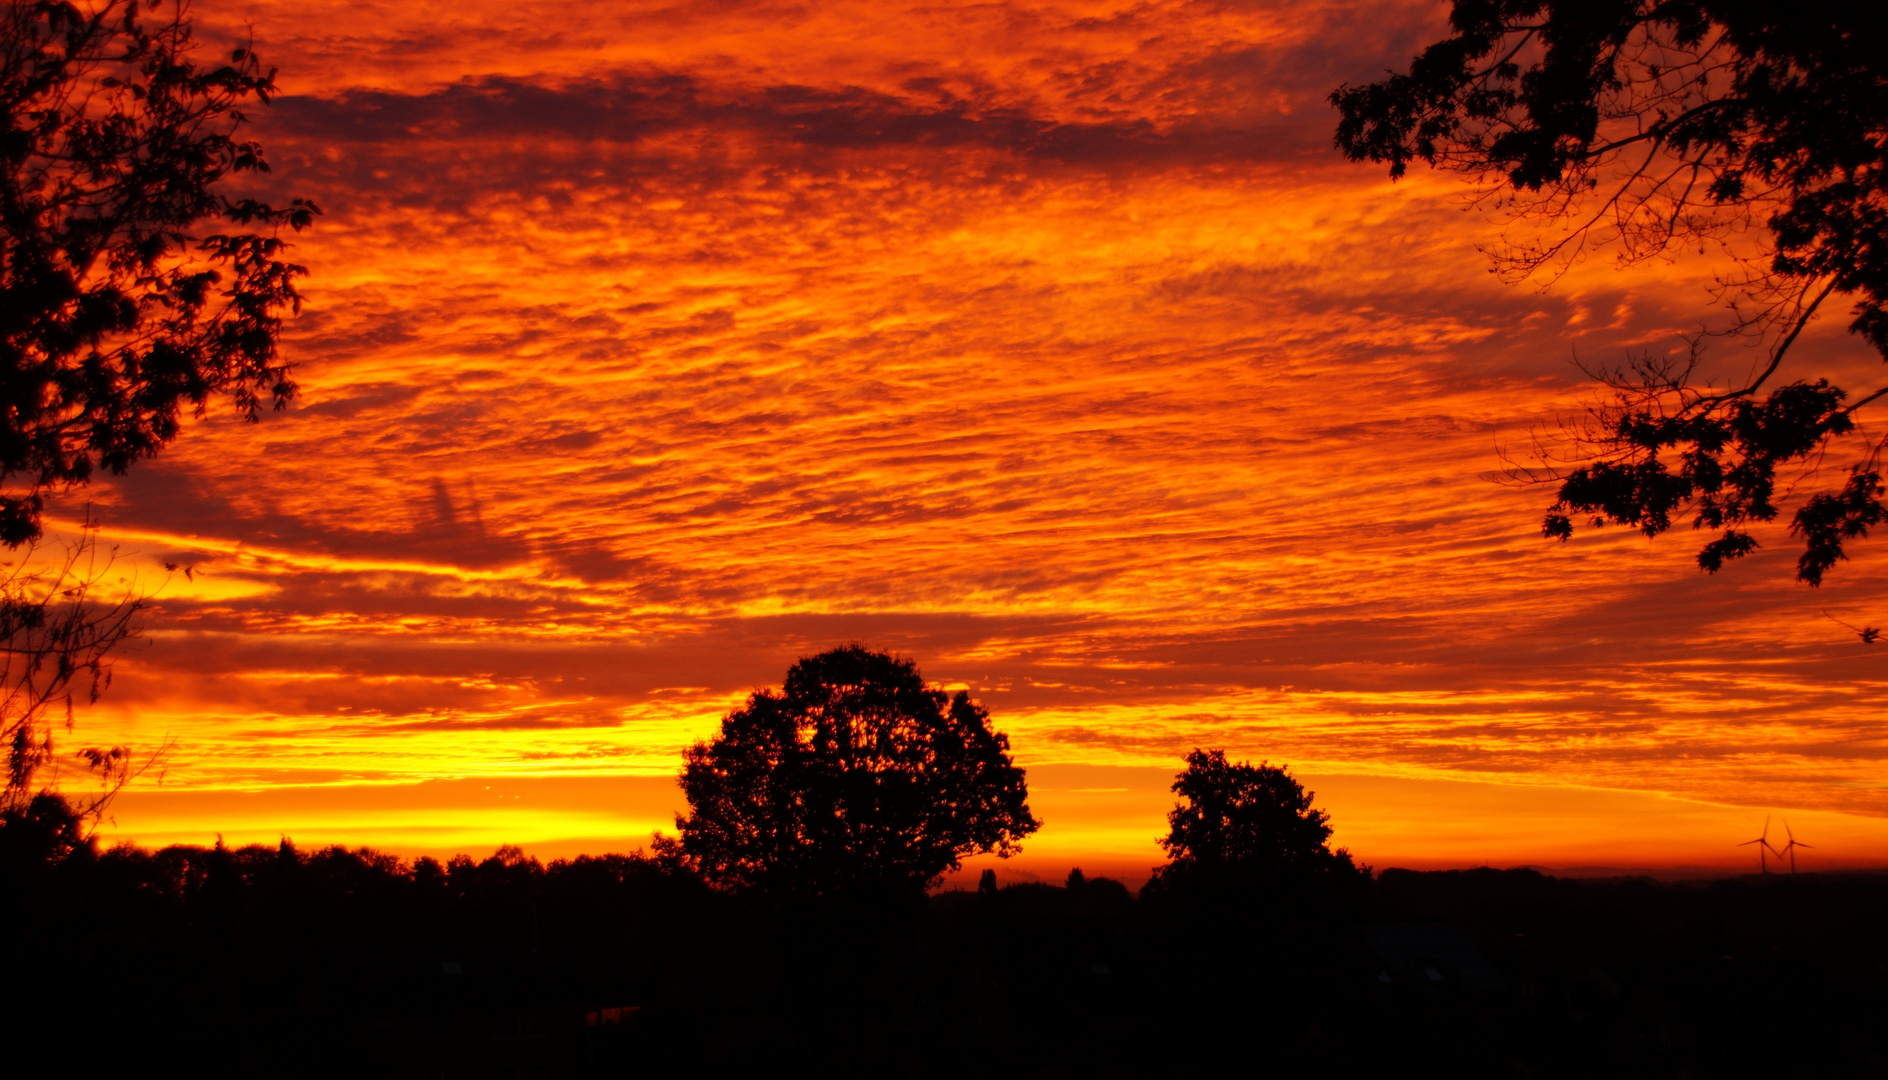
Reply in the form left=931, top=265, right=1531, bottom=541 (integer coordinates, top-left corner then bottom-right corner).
left=1150, top=749, right=1364, bottom=889
left=0, top=0, right=317, bottom=546
left=671, top=646, right=1039, bottom=900
left=1332, top=2, right=1886, bottom=587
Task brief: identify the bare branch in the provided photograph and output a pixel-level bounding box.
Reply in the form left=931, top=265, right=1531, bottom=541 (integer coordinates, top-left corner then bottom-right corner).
left=1, top=518, right=148, bottom=820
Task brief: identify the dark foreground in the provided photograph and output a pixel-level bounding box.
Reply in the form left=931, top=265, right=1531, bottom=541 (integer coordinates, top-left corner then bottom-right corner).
left=5, top=826, right=1883, bottom=1077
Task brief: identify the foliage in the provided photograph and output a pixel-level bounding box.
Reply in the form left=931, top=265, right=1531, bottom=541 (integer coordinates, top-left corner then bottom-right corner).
left=0, top=0, right=312, bottom=812
left=1, top=523, right=145, bottom=814
left=1150, top=748, right=1365, bottom=889
left=0, top=0, right=317, bottom=546
left=0, top=787, right=89, bottom=868
left=671, top=645, right=1039, bottom=900
left=1332, top=2, right=1887, bottom=584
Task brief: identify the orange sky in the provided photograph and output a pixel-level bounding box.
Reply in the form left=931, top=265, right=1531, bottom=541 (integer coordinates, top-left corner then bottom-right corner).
left=60, top=0, right=1888, bottom=877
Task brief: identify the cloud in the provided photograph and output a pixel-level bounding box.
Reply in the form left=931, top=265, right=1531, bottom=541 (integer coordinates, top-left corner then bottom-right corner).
left=56, top=0, right=1888, bottom=858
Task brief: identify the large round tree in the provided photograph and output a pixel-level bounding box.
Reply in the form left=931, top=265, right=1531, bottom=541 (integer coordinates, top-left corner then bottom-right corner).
left=673, top=646, right=1039, bottom=900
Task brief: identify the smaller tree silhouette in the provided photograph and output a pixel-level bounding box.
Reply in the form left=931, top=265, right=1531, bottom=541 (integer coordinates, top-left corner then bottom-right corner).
left=1150, top=749, right=1364, bottom=892
left=671, top=646, right=1038, bottom=901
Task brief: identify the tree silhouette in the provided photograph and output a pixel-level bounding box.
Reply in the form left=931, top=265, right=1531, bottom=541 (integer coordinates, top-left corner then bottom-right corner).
left=1333, top=3, right=1885, bottom=586
left=0, top=2, right=309, bottom=810
left=1149, top=749, right=1364, bottom=890
left=1, top=524, right=147, bottom=814
left=670, top=646, right=1039, bottom=901
left=1, top=0, right=317, bottom=546
left=0, top=789, right=89, bottom=873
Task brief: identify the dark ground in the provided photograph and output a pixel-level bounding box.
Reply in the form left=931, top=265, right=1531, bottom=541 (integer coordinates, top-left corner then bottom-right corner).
left=5, top=827, right=1884, bottom=1077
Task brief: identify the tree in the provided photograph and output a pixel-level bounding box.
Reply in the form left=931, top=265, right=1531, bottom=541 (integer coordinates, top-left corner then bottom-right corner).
left=0, top=0, right=312, bottom=808
left=1332, top=3, right=1886, bottom=587
left=0, top=789, right=90, bottom=875
left=1149, top=749, right=1364, bottom=890
left=670, top=646, right=1039, bottom=900
left=1, top=523, right=146, bottom=815
left=1, top=0, right=317, bottom=547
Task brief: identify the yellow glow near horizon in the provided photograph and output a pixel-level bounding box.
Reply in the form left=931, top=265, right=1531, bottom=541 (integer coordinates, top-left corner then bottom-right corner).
left=54, top=0, right=1888, bottom=872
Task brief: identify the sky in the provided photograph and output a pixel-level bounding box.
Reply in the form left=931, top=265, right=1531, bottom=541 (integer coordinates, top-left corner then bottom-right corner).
left=57, top=0, right=1888, bottom=880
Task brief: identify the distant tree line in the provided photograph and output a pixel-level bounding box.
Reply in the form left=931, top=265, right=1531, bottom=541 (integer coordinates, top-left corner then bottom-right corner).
left=9, top=648, right=1885, bottom=1073
left=7, top=786, right=1887, bottom=1074
left=0, top=647, right=1387, bottom=1073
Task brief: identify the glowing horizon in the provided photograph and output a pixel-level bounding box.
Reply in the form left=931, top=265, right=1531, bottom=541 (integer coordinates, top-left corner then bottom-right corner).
left=58, top=0, right=1888, bottom=876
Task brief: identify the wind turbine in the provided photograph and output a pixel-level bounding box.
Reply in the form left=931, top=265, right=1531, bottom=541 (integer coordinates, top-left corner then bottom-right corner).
left=1738, top=815, right=1780, bottom=874
left=1776, top=821, right=1814, bottom=874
